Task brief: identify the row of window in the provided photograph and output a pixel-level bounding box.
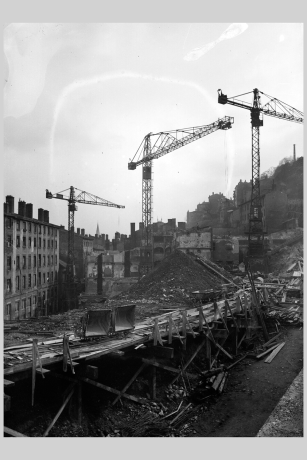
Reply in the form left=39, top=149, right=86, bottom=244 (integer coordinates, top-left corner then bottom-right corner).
left=7, top=254, right=58, bottom=270
left=6, top=270, right=57, bottom=292
left=6, top=218, right=57, bottom=236
left=5, top=289, right=57, bottom=318
left=15, top=235, right=58, bottom=249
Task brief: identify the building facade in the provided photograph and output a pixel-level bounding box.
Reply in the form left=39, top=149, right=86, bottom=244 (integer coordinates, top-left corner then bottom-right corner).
left=4, top=196, right=60, bottom=321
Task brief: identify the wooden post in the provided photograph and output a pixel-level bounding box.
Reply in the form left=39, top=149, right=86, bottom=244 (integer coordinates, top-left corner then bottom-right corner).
left=77, top=382, right=82, bottom=425
left=63, top=334, right=68, bottom=372
left=43, top=388, right=74, bottom=437
left=32, top=338, right=37, bottom=406
left=181, top=311, right=187, bottom=351
left=150, top=365, right=156, bottom=400
left=168, top=314, right=173, bottom=344
left=205, top=335, right=211, bottom=370
left=198, top=306, right=204, bottom=332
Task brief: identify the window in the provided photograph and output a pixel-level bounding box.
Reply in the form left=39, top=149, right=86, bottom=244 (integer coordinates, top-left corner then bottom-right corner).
left=16, top=256, right=20, bottom=269
left=28, top=274, right=31, bottom=288
left=28, top=255, right=31, bottom=268
left=43, top=255, right=46, bottom=266
left=39, top=237, right=41, bottom=248
left=43, top=239, right=46, bottom=248
left=17, top=220, right=20, bottom=230
left=22, top=298, right=26, bottom=310
left=29, top=237, right=31, bottom=248
left=47, top=255, right=50, bottom=266
left=6, top=303, right=11, bottom=316
left=23, top=256, right=26, bottom=269
left=33, top=295, right=37, bottom=306
left=23, top=221, right=26, bottom=231
left=23, top=237, right=26, bottom=247
left=51, top=271, right=54, bottom=282
left=38, top=272, right=41, bottom=286
left=16, top=235, right=20, bottom=247
left=38, top=255, right=41, bottom=267
left=34, top=224, right=37, bottom=233
left=7, top=256, right=12, bottom=270
left=48, top=240, right=50, bottom=248
left=28, top=222, right=31, bottom=232
left=23, top=276, right=26, bottom=289
left=47, top=272, right=49, bottom=282
left=51, top=239, right=54, bottom=248
left=16, top=276, right=20, bottom=290
left=34, top=255, right=36, bottom=268
left=51, top=255, right=53, bottom=265
left=7, top=279, right=11, bottom=292
left=34, top=237, right=37, bottom=248
left=34, top=274, right=36, bottom=287
left=6, top=217, right=12, bottom=228
left=28, top=297, right=32, bottom=307
left=15, top=300, right=20, bottom=313
left=43, top=273, right=46, bottom=284
left=7, top=235, right=12, bottom=247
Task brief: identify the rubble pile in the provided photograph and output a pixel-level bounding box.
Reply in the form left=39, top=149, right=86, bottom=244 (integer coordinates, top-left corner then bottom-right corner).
left=110, top=251, right=233, bottom=309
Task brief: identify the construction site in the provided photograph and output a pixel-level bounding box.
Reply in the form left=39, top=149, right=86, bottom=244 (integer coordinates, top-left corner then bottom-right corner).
left=3, top=83, right=304, bottom=438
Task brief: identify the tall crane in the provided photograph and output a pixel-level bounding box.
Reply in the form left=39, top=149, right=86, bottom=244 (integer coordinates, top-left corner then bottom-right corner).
left=46, top=186, right=125, bottom=308
left=128, top=116, right=234, bottom=273
left=218, top=89, right=303, bottom=267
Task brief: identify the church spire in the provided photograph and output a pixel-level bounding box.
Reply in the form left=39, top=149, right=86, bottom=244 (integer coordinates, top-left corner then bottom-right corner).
left=96, top=223, right=100, bottom=236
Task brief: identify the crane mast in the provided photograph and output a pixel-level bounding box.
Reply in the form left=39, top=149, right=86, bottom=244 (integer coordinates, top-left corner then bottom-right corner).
left=218, top=88, right=303, bottom=269
left=46, top=186, right=124, bottom=309
left=129, top=116, right=234, bottom=273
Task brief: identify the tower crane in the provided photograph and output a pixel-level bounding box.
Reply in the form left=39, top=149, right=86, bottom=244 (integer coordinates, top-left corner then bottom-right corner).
left=218, top=89, right=303, bottom=267
left=128, top=116, right=234, bottom=273
left=46, top=186, right=125, bottom=308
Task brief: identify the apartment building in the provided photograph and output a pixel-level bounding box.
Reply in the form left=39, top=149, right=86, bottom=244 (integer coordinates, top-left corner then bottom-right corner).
left=4, top=196, right=60, bottom=321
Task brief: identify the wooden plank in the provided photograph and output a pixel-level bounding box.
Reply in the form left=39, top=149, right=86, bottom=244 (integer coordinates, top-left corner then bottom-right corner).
left=4, top=426, right=28, bottom=437
left=256, top=343, right=281, bottom=359
left=142, top=359, right=196, bottom=379
left=4, top=379, right=15, bottom=387
left=36, top=368, right=51, bottom=375
left=264, top=342, right=285, bottom=363
left=80, top=377, right=146, bottom=404
left=212, top=371, right=225, bottom=391
left=262, top=333, right=281, bottom=349
left=226, top=353, right=249, bottom=370
left=43, top=388, right=75, bottom=436
left=112, top=362, right=147, bottom=405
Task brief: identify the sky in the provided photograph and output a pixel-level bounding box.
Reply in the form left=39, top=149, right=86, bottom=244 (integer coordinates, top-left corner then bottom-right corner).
left=3, top=23, right=304, bottom=238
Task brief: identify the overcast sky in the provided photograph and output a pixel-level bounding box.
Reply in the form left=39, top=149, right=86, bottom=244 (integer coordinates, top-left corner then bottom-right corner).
left=3, top=23, right=303, bottom=238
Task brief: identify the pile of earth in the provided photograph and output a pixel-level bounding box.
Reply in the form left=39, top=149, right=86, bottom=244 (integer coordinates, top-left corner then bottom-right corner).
left=108, top=250, right=233, bottom=310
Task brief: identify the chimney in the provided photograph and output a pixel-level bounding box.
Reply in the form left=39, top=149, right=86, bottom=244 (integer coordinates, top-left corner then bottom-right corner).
left=26, top=203, right=33, bottom=218
left=18, top=200, right=26, bottom=216
left=43, top=210, right=49, bottom=223
left=6, top=195, right=14, bottom=214
left=4, top=202, right=8, bottom=213
left=293, top=144, right=296, bottom=161
left=130, top=223, right=135, bottom=235
left=101, top=234, right=105, bottom=244
left=81, top=229, right=85, bottom=236
left=38, top=208, right=44, bottom=221
left=139, top=222, right=144, bottom=230
left=77, top=228, right=80, bottom=235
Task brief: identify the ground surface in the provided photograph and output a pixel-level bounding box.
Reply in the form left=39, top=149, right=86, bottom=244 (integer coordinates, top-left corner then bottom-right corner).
left=4, top=326, right=303, bottom=437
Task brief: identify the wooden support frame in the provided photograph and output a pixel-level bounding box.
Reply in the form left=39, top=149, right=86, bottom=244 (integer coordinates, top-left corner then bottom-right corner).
left=112, top=362, right=147, bottom=405
left=43, top=386, right=76, bottom=437
left=170, top=337, right=207, bottom=385
left=4, top=427, right=28, bottom=437
left=81, top=377, right=147, bottom=404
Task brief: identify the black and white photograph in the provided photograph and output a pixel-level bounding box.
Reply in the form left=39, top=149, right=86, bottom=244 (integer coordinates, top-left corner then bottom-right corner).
left=3, top=14, right=304, bottom=442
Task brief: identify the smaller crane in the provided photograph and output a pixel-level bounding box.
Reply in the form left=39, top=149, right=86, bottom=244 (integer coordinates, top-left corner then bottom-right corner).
left=46, top=186, right=125, bottom=308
